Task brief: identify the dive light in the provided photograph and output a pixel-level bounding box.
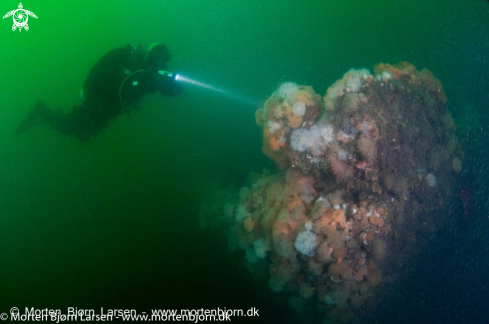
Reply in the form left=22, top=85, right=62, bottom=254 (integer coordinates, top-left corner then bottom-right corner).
left=158, top=70, right=179, bottom=82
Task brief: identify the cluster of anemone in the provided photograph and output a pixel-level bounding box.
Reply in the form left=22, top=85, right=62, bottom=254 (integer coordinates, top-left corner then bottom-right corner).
left=201, top=168, right=390, bottom=312
left=200, top=62, right=464, bottom=323
left=254, top=62, right=462, bottom=199
left=255, top=83, right=324, bottom=166
left=256, top=68, right=385, bottom=181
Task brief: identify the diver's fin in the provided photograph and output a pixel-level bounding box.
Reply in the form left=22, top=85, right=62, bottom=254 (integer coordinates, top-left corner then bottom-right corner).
left=15, top=101, right=51, bottom=134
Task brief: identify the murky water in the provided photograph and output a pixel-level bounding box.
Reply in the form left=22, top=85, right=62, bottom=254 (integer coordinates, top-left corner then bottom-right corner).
left=1, top=0, right=488, bottom=323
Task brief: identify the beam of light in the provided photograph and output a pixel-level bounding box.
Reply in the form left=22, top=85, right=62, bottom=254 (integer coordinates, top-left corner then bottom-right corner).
left=175, top=74, right=258, bottom=107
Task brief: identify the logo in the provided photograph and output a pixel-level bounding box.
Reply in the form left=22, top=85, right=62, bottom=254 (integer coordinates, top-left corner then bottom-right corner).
left=3, top=3, right=37, bottom=31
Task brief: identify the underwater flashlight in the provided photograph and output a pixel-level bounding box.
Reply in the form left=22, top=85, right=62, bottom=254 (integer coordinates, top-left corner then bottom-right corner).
left=157, top=70, right=179, bottom=82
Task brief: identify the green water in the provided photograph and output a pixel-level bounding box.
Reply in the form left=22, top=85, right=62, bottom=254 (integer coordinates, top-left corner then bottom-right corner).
left=1, top=0, right=488, bottom=322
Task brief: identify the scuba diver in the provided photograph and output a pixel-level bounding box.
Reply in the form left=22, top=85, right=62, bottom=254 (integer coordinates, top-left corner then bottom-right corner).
left=16, top=43, right=183, bottom=141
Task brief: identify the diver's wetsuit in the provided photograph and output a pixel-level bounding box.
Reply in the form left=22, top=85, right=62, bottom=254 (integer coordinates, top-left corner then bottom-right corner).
left=16, top=44, right=182, bottom=141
